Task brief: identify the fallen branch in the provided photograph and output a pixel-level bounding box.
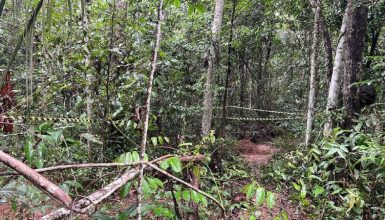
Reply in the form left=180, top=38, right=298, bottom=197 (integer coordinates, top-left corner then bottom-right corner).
left=42, top=154, right=205, bottom=220
left=0, top=154, right=204, bottom=176
left=0, top=150, right=72, bottom=207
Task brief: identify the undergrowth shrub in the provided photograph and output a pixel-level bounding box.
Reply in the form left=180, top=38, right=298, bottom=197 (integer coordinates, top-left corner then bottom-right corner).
left=264, top=125, right=385, bottom=219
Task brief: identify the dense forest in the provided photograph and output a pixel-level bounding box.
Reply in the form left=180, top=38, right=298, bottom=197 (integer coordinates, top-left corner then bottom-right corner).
left=0, top=0, right=384, bottom=219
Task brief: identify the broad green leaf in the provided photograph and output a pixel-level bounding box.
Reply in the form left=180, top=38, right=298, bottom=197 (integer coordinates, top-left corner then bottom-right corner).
left=120, top=182, right=132, bottom=198
left=153, top=206, right=173, bottom=218
left=158, top=136, right=163, bottom=145
left=160, top=160, right=169, bottom=170
left=245, top=183, right=256, bottom=200
left=24, top=141, right=34, bottom=163
left=255, top=187, right=266, bottom=206
left=168, top=157, right=182, bottom=173
left=182, top=190, right=190, bottom=201
left=132, top=151, right=140, bottom=162
left=173, top=0, right=180, bottom=8
left=281, top=211, right=289, bottom=220
left=151, top=137, right=158, bottom=146
left=198, top=193, right=208, bottom=207
left=191, top=190, right=200, bottom=204
left=266, top=192, right=276, bottom=209
left=313, top=185, right=325, bottom=197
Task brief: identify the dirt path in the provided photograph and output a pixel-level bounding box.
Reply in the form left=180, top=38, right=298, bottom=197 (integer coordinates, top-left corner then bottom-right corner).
left=236, top=139, right=306, bottom=220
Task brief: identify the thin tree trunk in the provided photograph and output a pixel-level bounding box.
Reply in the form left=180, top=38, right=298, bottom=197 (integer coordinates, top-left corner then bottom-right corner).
left=1, top=0, right=43, bottom=87
left=80, top=0, right=94, bottom=160
left=320, top=18, right=333, bottom=81
left=0, top=0, right=6, bottom=17
left=366, top=27, right=381, bottom=69
left=310, top=0, right=332, bottom=81
left=323, top=6, right=349, bottom=136
left=342, top=2, right=368, bottom=129
left=136, top=0, right=163, bottom=219
left=201, top=0, right=224, bottom=137
left=219, top=0, right=236, bottom=137
left=305, top=0, right=321, bottom=146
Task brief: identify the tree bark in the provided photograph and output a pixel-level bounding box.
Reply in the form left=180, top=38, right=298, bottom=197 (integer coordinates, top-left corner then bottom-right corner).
left=323, top=5, right=349, bottom=136
left=0, top=0, right=5, bottom=17
left=320, top=18, right=333, bottom=81
left=305, top=0, right=321, bottom=146
left=342, top=2, right=368, bottom=129
left=219, top=0, right=236, bottom=137
left=0, top=150, right=72, bottom=207
left=136, top=0, right=163, bottom=219
left=365, top=27, right=381, bottom=69
left=42, top=155, right=205, bottom=220
left=201, top=0, right=224, bottom=136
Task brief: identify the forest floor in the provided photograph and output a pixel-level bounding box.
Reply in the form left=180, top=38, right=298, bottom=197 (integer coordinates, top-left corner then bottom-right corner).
left=236, top=139, right=307, bottom=220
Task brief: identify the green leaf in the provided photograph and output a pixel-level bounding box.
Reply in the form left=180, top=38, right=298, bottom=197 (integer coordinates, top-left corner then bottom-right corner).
left=153, top=206, right=173, bottom=218
left=11, top=201, right=17, bottom=212
left=120, top=182, right=132, bottom=198
left=151, top=137, right=158, bottom=146
left=132, top=151, right=140, bottom=162
left=198, top=193, right=208, bottom=207
left=266, top=192, right=276, bottom=209
left=255, top=187, right=266, bottom=206
left=193, top=166, right=200, bottom=180
left=173, top=0, right=180, bottom=8
left=164, top=137, right=170, bottom=143
left=34, top=159, right=44, bottom=169
left=300, top=183, right=307, bottom=199
left=147, top=177, right=159, bottom=190
left=313, top=185, right=325, bottom=197
left=183, top=190, right=191, bottom=201
left=292, top=182, right=300, bottom=191
left=159, top=160, right=169, bottom=170
left=191, top=190, right=200, bottom=204
left=245, top=183, right=256, bottom=200
left=24, top=141, right=34, bottom=163
left=158, top=136, right=163, bottom=146
left=280, top=210, right=289, bottom=220
left=168, top=157, right=182, bottom=173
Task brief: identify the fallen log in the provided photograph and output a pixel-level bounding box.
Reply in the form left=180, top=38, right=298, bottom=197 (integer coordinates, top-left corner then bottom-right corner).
left=0, top=150, right=72, bottom=207
left=42, top=154, right=205, bottom=220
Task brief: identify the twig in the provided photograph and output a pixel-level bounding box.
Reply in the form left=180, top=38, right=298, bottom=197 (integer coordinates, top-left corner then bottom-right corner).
left=144, top=162, right=227, bottom=217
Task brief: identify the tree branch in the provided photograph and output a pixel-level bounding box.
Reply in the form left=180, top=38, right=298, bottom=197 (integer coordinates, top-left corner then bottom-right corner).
left=0, top=150, right=72, bottom=207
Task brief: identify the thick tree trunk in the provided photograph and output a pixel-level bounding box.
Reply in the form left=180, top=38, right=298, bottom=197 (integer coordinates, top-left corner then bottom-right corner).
left=342, top=2, right=368, bottom=129
left=323, top=5, right=349, bottom=136
left=201, top=0, right=224, bottom=137
left=305, top=0, right=321, bottom=146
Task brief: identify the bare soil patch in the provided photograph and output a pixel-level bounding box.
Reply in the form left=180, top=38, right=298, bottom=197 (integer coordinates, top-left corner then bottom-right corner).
left=236, top=139, right=307, bottom=220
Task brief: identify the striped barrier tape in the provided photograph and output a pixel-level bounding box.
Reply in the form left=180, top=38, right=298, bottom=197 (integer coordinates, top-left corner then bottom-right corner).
left=226, top=105, right=303, bottom=116
left=224, top=116, right=303, bottom=121
left=1, top=115, right=129, bottom=126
